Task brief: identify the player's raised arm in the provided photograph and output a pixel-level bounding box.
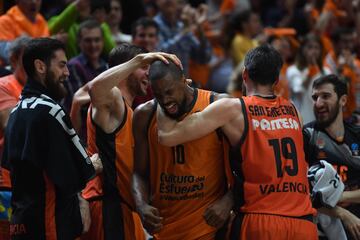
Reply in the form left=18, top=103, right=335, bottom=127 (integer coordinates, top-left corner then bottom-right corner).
left=89, top=52, right=181, bottom=108
left=157, top=97, right=241, bottom=146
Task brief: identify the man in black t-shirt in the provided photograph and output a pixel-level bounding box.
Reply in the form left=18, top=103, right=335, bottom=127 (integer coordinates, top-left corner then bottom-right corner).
left=304, top=74, right=360, bottom=240
left=1, top=38, right=99, bottom=240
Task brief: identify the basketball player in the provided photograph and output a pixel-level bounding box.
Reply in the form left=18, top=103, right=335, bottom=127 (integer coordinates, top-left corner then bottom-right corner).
left=80, top=49, right=180, bottom=240
left=132, top=60, right=234, bottom=240
left=304, top=74, right=360, bottom=240
left=157, top=45, right=318, bottom=240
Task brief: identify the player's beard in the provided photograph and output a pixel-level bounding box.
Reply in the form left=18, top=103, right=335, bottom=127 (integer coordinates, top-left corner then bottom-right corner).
left=315, top=101, right=340, bottom=128
left=162, top=98, right=188, bottom=120
left=44, top=69, right=67, bottom=101
left=127, top=75, right=147, bottom=97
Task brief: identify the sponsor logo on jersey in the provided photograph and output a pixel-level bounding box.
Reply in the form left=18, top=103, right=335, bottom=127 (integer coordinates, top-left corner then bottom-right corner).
left=351, top=143, right=359, bottom=156
left=159, top=173, right=205, bottom=201
left=252, top=118, right=299, bottom=131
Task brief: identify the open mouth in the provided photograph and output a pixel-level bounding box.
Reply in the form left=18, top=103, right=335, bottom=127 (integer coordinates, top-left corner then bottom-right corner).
left=164, top=102, right=178, bottom=114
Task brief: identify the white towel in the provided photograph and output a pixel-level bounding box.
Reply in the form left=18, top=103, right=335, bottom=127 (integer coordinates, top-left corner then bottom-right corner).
left=308, top=160, right=347, bottom=240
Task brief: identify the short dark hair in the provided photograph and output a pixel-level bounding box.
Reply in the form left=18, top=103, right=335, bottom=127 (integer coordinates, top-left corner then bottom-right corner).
left=77, top=19, right=103, bottom=40
left=22, top=38, right=65, bottom=79
left=148, top=60, right=183, bottom=83
left=244, top=44, right=283, bottom=85
left=312, top=74, right=348, bottom=99
left=131, top=17, right=159, bottom=38
left=108, top=43, right=147, bottom=67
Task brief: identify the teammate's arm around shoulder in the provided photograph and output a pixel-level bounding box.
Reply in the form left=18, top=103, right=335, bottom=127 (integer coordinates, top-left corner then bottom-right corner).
left=132, top=101, right=163, bottom=234
left=157, top=97, right=241, bottom=146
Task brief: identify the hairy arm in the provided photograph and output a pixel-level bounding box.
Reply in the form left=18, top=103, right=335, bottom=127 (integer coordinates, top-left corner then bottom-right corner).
left=89, top=52, right=180, bottom=108
left=340, top=189, right=360, bottom=204
left=157, top=97, right=241, bottom=146
left=320, top=206, right=360, bottom=239
left=89, top=52, right=181, bottom=133
left=132, top=102, right=163, bottom=234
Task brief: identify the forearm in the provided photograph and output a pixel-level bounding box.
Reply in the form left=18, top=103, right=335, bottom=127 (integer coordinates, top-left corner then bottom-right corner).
left=48, top=2, right=78, bottom=34
left=89, top=57, right=140, bottom=100
left=158, top=112, right=207, bottom=146
left=132, top=173, right=150, bottom=210
left=158, top=98, right=239, bottom=146
left=318, top=206, right=348, bottom=219
left=315, top=11, right=332, bottom=34
left=341, top=189, right=360, bottom=204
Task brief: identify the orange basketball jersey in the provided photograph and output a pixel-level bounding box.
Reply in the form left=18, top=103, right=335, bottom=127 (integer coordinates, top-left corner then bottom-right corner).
left=233, top=95, right=315, bottom=217
left=147, top=89, right=227, bottom=240
left=82, top=102, right=144, bottom=240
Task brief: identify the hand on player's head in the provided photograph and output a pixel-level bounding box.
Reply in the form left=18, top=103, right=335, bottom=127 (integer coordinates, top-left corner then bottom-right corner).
left=136, top=52, right=183, bottom=70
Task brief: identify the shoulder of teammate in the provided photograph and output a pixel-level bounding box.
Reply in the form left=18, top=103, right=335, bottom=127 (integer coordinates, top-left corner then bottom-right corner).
left=212, top=92, right=231, bottom=101
left=133, top=100, right=155, bottom=177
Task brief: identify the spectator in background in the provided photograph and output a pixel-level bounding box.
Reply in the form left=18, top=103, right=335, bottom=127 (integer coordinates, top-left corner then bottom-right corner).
left=0, top=36, right=30, bottom=240
left=324, top=27, right=360, bottom=118
left=64, top=19, right=107, bottom=111
left=267, top=30, right=298, bottom=100
left=64, top=19, right=108, bottom=141
left=48, top=0, right=115, bottom=59
left=226, top=9, right=262, bottom=66
left=107, top=0, right=132, bottom=45
left=287, top=33, right=330, bottom=124
left=154, top=0, right=212, bottom=75
left=0, top=0, right=49, bottom=40
left=131, top=17, right=159, bottom=109
left=119, top=0, right=146, bottom=34
left=131, top=17, right=159, bottom=52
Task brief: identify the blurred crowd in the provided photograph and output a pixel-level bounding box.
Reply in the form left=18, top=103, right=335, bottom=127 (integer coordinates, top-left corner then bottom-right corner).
left=0, top=0, right=360, bottom=126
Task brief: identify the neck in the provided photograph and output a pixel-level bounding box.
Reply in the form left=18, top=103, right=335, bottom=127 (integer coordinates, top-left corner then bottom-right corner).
left=248, top=84, right=274, bottom=97
left=14, top=71, right=25, bottom=86
left=325, top=113, right=345, bottom=141
left=88, top=58, right=100, bottom=69
left=184, top=86, right=195, bottom=110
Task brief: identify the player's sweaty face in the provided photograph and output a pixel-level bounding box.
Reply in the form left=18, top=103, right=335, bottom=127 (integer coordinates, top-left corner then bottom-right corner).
left=151, top=76, right=187, bottom=119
